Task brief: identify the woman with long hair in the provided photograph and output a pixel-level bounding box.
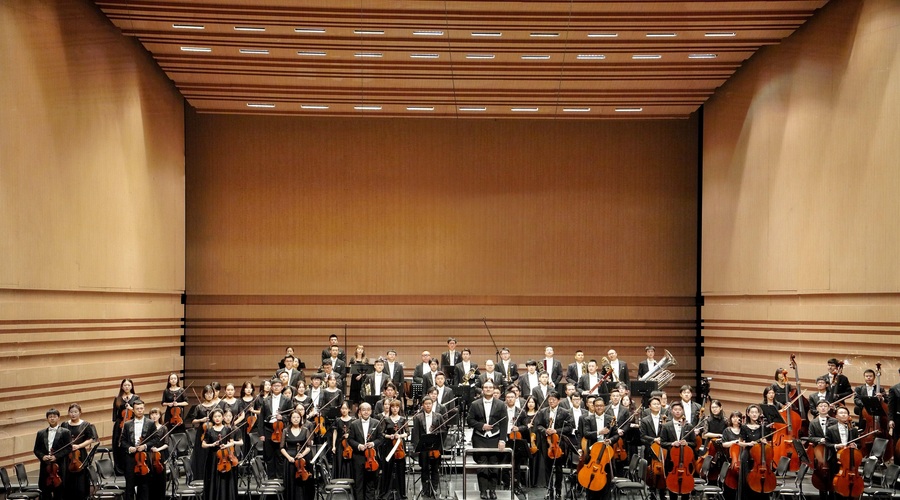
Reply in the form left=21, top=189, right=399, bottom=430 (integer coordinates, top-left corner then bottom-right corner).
left=112, top=378, right=139, bottom=474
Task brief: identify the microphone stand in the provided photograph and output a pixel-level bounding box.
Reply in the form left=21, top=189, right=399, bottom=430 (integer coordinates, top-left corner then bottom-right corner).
left=483, top=318, right=502, bottom=365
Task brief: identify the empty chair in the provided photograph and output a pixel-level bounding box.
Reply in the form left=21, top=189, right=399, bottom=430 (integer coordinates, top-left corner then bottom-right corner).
left=862, top=464, right=900, bottom=500
left=0, top=466, right=40, bottom=500
left=772, top=463, right=808, bottom=500
left=613, top=458, right=650, bottom=500
left=13, top=463, right=41, bottom=493
left=86, top=467, right=125, bottom=499
left=696, top=460, right=730, bottom=500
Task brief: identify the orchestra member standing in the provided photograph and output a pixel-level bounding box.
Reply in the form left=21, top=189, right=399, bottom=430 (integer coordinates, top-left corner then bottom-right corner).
left=322, top=334, right=346, bottom=362
left=112, top=379, right=139, bottom=475
left=161, top=373, right=189, bottom=431
left=809, top=377, right=833, bottom=416
left=542, top=346, right=564, bottom=388
left=414, top=397, right=446, bottom=498
left=146, top=408, right=170, bottom=500
left=582, top=398, right=617, bottom=500
left=259, top=379, right=292, bottom=479
left=640, top=396, right=666, bottom=500
left=202, top=408, right=241, bottom=500
left=280, top=408, right=315, bottom=500
left=468, top=380, right=507, bottom=500
left=826, top=407, right=860, bottom=500
left=499, top=348, right=519, bottom=388
left=660, top=402, right=696, bottom=500
left=566, top=350, right=587, bottom=386
left=606, top=349, right=629, bottom=385
left=34, top=408, right=72, bottom=500
left=535, top=391, right=572, bottom=500
left=62, top=403, right=97, bottom=500
left=441, top=338, right=460, bottom=371
left=637, top=346, right=658, bottom=379
left=348, top=402, right=384, bottom=500
left=121, top=400, right=157, bottom=500
left=808, top=400, right=837, bottom=500
left=888, top=369, right=900, bottom=447
left=825, top=359, right=852, bottom=404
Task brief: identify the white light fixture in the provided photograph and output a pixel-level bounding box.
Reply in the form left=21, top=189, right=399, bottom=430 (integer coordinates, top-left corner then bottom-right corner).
left=354, top=105, right=382, bottom=110
left=297, top=51, right=327, bottom=57
left=459, top=106, right=487, bottom=111
left=354, top=52, right=383, bottom=58
left=577, top=54, right=606, bottom=60
left=511, top=107, right=539, bottom=112
left=563, top=107, right=591, bottom=112
left=646, top=32, right=677, bottom=38
left=466, top=54, right=495, bottom=59
left=406, top=106, right=435, bottom=111
left=587, top=33, right=618, bottom=38
left=615, top=107, right=643, bottom=112
left=354, top=30, right=385, bottom=35
left=239, top=49, right=269, bottom=54
left=410, top=53, right=440, bottom=59
left=246, top=103, right=275, bottom=108
left=295, top=28, right=326, bottom=34
left=705, top=32, right=736, bottom=37
left=471, top=32, right=502, bottom=37
left=632, top=54, right=662, bottom=60
left=530, top=32, right=560, bottom=38
left=521, top=55, right=551, bottom=60
left=180, top=46, right=212, bottom=52
left=173, top=24, right=205, bottom=30
left=301, top=105, right=330, bottom=110
left=234, top=26, right=266, bottom=32
left=688, top=53, right=718, bottom=59
left=413, top=30, right=444, bottom=36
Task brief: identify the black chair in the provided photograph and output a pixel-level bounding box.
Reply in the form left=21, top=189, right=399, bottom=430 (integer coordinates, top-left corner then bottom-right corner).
left=862, top=464, right=900, bottom=500
left=13, top=463, right=41, bottom=493
left=0, top=466, right=40, bottom=500
left=86, top=467, right=125, bottom=499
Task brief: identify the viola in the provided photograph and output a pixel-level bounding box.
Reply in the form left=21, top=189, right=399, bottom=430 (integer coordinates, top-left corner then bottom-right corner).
left=314, top=413, right=327, bottom=436
left=747, top=441, right=776, bottom=494
left=271, top=420, right=285, bottom=443
left=578, top=441, right=614, bottom=491
left=134, top=450, right=151, bottom=476
left=341, top=424, right=353, bottom=459
left=45, top=461, right=62, bottom=488
left=216, top=445, right=238, bottom=473
left=546, top=417, right=564, bottom=460
left=245, top=412, right=257, bottom=431
left=666, top=423, right=696, bottom=495
left=833, top=444, right=864, bottom=498
left=169, top=406, right=184, bottom=427
left=364, top=446, right=380, bottom=471
left=394, top=436, right=407, bottom=459
left=529, top=430, right=538, bottom=454
left=152, top=450, right=165, bottom=474
left=294, top=455, right=310, bottom=480
left=68, top=447, right=84, bottom=473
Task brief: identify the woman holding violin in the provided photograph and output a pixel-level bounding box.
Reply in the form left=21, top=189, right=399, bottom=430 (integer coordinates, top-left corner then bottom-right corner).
left=161, top=373, right=189, bottom=431
left=332, top=401, right=356, bottom=479
left=720, top=410, right=744, bottom=500
left=738, top=405, right=773, bottom=500
left=280, top=408, right=316, bottom=500
left=61, top=403, right=97, bottom=500
left=518, top=395, right=541, bottom=487
left=201, top=408, right=241, bottom=500
left=113, top=378, right=139, bottom=475
left=380, top=399, right=409, bottom=500
left=189, top=384, right=222, bottom=481
left=146, top=408, right=170, bottom=500
left=34, top=407, right=72, bottom=500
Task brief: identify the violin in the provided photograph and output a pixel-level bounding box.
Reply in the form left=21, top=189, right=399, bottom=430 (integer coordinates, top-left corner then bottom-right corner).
left=364, top=447, right=379, bottom=471
left=666, top=419, right=696, bottom=495
left=45, top=460, right=62, bottom=488
left=546, top=417, right=564, bottom=459
left=833, top=441, right=864, bottom=498
left=120, top=402, right=134, bottom=429
left=577, top=440, right=614, bottom=491
left=134, top=446, right=151, bottom=476
left=646, top=415, right=667, bottom=490
left=152, top=449, right=165, bottom=474
left=292, top=441, right=310, bottom=480
left=428, top=448, right=441, bottom=459
left=68, top=447, right=84, bottom=473
left=216, top=446, right=239, bottom=473
left=747, top=438, right=776, bottom=494
left=341, top=424, right=353, bottom=459
left=271, top=420, right=285, bottom=443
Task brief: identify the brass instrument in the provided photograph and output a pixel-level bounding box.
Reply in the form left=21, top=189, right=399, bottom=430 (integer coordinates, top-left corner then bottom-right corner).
left=363, top=378, right=373, bottom=397
left=599, top=356, right=611, bottom=376
left=462, top=367, right=476, bottom=385
left=638, top=349, right=677, bottom=389
left=581, top=362, right=588, bottom=377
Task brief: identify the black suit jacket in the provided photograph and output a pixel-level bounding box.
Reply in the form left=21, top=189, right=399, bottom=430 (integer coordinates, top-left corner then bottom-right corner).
left=258, top=394, right=293, bottom=437
left=454, top=362, right=479, bottom=387
left=605, top=404, right=630, bottom=424
left=364, top=371, right=392, bottom=397
left=477, top=371, right=505, bottom=391
left=639, top=414, right=665, bottom=449
left=607, top=360, right=630, bottom=385
left=541, top=359, right=564, bottom=385
left=518, top=372, right=539, bottom=396
left=825, top=423, right=859, bottom=450
left=34, top=426, right=72, bottom=488
left=577, top=373, right=607, bottom=396
left=637, top=359, right=657, bottom=379
left=467, top=397, right=506, bottom=447
left=413, top=411, right=447, bottom=451
left=534, top=407, right=573, bottom=452
left=808, top=392, right=833, bottom=417
left=566, top=362, right=588, bottom=386
left=348, top=418, right=384, bottom=462
left=412, top=363, right=432, bottom=384
left=807, top=416, right=837, bottom=442
left=441, top=351, right=460, bottom=370
left=385, top=361, right=405, bottom=388
left=322, top=347, right=346, bottom=362
left=531, top=384, right=553, bottom=408
left=825, top=373, right=852, bottom=402
left=499, top=361, right=519, bottom=384
left=582, top=412, right=616, bottom=444
left=852, top=384, right=886, bottom=415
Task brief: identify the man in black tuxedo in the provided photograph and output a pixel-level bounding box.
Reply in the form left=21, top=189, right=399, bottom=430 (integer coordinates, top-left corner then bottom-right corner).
left=454, top=348, right=480, bottom=388
left=535, top=391, right=573, bottom=500
left=541, top=346, right=564, bottom=388
left=498, top=347, right=519, bottom=387
left=348, top=402, right=384, bottom=500
left=258, top=379, right=292, bottom=478
left=120, top=400, right=158, bottom=500
left=517, top=359, right=540, bottom=397
left=364, top=359, right=391, bottom=398
left=825, top=358, right=852, bottom=404
left=476, top=359, right=506, bottom=396
left=413, top=397, right=446, bottom=498
left=639, top=395, right=667, bottom=500
left=852, top=368, right=886, bottom=417
left=677, top=385, right=703, bottom=426
left=808, top=400, right=838, bottom=500
left=321, top=333, right=346, bottom=362
left=468, top=380, right=507, bottom=499
left=279, top=355, right=303, bottom=389
left=637, top=345, right=658, bottom=379
left=412, top=350, right=434, bottom=385
left=34, top=408, right=72, bottom=500
left=441, top=338, right=460, bottom=370
left=825, top=406, right=860, bottom=500
left=384, top=349, right=405, bottom=389
left=659, top=402, right=696, bottom=500
left=325, top=345, right=347, bottom=379
left=809, top=377, right=834, bottom=417
left=581, top=398, right=618, bottom=500
left=566, top=349, right=587, bottom=386
left=605, top=349, right=629, bottom=386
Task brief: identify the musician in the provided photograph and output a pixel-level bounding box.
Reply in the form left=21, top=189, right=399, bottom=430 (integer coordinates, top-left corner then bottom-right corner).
left=640, top=396, right=667, bottom=500
left=121, top=400, right=157, bottom=500
left=279, top=347, right=296, bottom=369
left=280, top=356, right=304, bottom=389
left=852, top=368, right=885, bottom=416
left=34, top=408, right=72, bottom=500
left=280, top=408, right=315, bottom=500
left=558, top=383, right=577, bottom=410
left=59, top=402, right=97, bottom=500
left=677, top=386, right=702, bottom=426
left=637, top=345, right=658, bottom=379
left=146, top=408, right=170, bottom=500
left=566, top=350, right=588, bottom=386
left=384, top=349, right=405, bottom=389
left=421, top=358, right=441, bottom=394
left=582, top=398, right=617, bottom=500
left=414, top=396, right=446, bottom=498
left=112, top=378, right=139, bottom=475
left=501, top=390, right=528, bottom=495
left=606, top=389, right=629, bottom=423
left=373, top=383, right=401, bottom=415
left=322, top=333, right=346, bottom=362
left=477, top=359, right=506, bottom=396
left=321, top=374, right=345, bottom=417
left=578, top=360, right=605, bottom=398
left=542, top=346, right=564, bottom=387
left=824, top=358, right=852, bottom=404
left=325, top=346, right=347, bottom=380
left=568, top=392, right=587, bottom=449
left=380, top=400, right=408, bottom=500
left=825, top=406, right=860, bottom=500
left=259, top=378, right=292, bottom=479
left=660, top=402, right=697, bottom=500
left=308, top=372, right=324, bottom=409
left=468, top=380, right=507, bottom=500
left=412, top=351, right=434, bottom=385
left=536, top=391, right=573, bottom=500
left=531, top=371, right=553, bottom=408
left=809, top=377, right=833, bottom=416
left=606, top=349, right=629, bottom=385
left=220, top=383, right=242, bottom=418
left=432, top=372, right=455, bottom=411
left=807, top=400, right=837, bottom=500
left=499, top=347, right=519, bottom=387
left=364, top=358, right=390, bottom=398
left=771, top=369, right=795, bottom=404
left=332, top=401, right=356, bottom=479
left=888, top=369, right=900, bottom=443
left=348, top=345, right=371, bottom=407
left=454, top=348, right=479, bottom=387
left=720, top=410, right=743, bottom=500
left=348, top=402, right=385, bottom=500
left=203, top=408, right=241, bottom=500
left=518, top=359, right=540, bottom=396
left=161, top=373, right=189, bottom=429
left=441, top=337, right=460, bottom=369
left=737, top=405, right=769, bottom=500
left=321, top=361, right=345, bottom=393
left=703, top=400, right=727, bottom=440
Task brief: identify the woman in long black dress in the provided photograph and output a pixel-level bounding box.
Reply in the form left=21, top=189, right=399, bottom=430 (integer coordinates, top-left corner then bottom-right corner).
left=161, top=373, right=189, bottom=432
left=62, top=403, right=98, bottom=500
left=202, top=408, right=241, bottom=500
left=189, top=384, right=221, bottom=481
left=739, top=405, right=770, bottom=500
left=147, top=407, right=170, bottom=500
left=348, top=345, right=370, bottom=411
left=332, top=401, right=356, bottom=479
left=702, top=400, right=728, bottom=483
left=112, top=378, right=139, bottom=475
left=720, top=410, right=743, bottom=500
left=280, top=408, right=316, bottom=500
left=221, top=383, right=241, bottom=416
left=380, top=399, right=408, bottom=500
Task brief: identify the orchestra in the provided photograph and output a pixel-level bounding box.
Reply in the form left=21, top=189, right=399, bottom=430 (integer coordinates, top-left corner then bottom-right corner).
left=24, top=343, right=900, bottom=500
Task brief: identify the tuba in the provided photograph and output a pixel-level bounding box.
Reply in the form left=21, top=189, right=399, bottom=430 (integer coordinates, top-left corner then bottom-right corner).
left=639, top=349, right=677, bottom=389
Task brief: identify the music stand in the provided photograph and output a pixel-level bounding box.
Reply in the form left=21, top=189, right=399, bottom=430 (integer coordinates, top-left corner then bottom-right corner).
left=442, top=366, right=456, bottom=384
left=760, top=404, right=784, bottom=424
left=351, top=363, right=374, bottom=377
left=629, top=380, right=658, bottom=407
left=364, top=395, right=381, bottom=410
left=860, top=396, right=887, bottom=419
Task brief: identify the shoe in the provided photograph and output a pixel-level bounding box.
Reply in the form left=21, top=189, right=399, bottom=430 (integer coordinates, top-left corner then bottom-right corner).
left=490, top=491, right=497, bottom=499
left=481, top=492, right=488, bottom=499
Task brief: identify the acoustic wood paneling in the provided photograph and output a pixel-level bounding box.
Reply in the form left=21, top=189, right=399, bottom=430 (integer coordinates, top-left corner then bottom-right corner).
left=700, top=0, right=900, bottom=413
left=0, top=0, right=185, bottom=470
left=184, top=112, right=700, bottom=390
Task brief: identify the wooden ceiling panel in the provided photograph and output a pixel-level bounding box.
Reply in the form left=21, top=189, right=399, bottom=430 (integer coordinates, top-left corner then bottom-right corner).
left=93, top=0, right=828, bottom=118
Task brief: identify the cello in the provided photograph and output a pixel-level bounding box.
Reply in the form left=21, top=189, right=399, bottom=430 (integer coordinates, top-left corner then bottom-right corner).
left=807, top=442, right=832, bottom=493
left=746, top=421, right=776, bottom=495
left=724, top=440, right=742, bottom=490
left=860, top=362, right=892, bottom=461
left=646, top=415, right=668, bottom=491
left=833, top=436, right=864, bottom=498
left=577, top=440, right=615, bottom=491
left=666, top=418, right=696, bottom=496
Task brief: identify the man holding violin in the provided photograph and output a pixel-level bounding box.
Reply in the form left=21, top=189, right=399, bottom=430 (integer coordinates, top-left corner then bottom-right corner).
left=259, top=378, right=292, bottom=479
left=348, top=402, right=384, bottom=500
left=34, top=407, right=72, bottom=500
left=120, top=400, right=158, bottom=500
left=535, top=391, right=573, bottom=500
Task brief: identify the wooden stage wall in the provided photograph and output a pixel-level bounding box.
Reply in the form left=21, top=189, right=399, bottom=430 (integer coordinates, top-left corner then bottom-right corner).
left=701, top=0, right=900, bottom=412
left=0, top=0, right=185, bottom=469
left=185, top=114, right=701, bottom=387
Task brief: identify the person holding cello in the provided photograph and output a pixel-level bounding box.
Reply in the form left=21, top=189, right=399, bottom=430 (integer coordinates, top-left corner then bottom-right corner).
left=660, top=402, right=697, bottom=500
left=61, top=402, right=97, bottom=500
left=826, top=406, right=862, bottom=500
left=280, top=408, right=315, bottom=500
left=581, top=397, right=618, bottom=500
left=738, top=404, right=773, bottom=500
left=720, top=410, right=744, bottom=500
left=121, top=400, right=157, bottom=500
left=34, top=407, right=72, bottom=500
left=639, top=395, right=667, bottom=500
left=825, top=359, right=853, bottom=404
left=853, top=369, right=885, bottom=418
left=807, top=399, right=838, bottom=500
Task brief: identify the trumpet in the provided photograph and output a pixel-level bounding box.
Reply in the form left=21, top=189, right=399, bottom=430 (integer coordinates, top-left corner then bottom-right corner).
left=462, top=368, right=476, bottom=385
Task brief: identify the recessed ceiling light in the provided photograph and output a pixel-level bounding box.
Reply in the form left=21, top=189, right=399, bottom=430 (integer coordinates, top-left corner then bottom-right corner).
left=354, top=30, right=385, bottom=35
left=239, top=49, right=269, bottom=55
left=413, top=30, right=444, bottom=36
left=563, top=107, right=591, bottom=112
left=234, top=26, right=266, bottom=32
left=530, top=32, right=560, bottom=38
left=587, top=33, right=618, bottom=38
left=705, top=32, right=736, bottom=37
left=615, top=107, right=643, bottom=112
left=471, top=32, right=502, bottom=37
left=521, top=55, right=551, bottom=60
left=688, top=53, right=718, bottom=59
left=407, top=106, right=435, bottom=111
left=511, top=107, right=539, bottom=112
left=459, top=106, right=487, bottom=111
left=410, top=53, right=440, bottom=59
left=172, top=24, right=205, bottom=30
left=646, top=33, right=677, bottom=38
left=632, top=54, right=662, bottom=60
left=354, top=52, right=383, bottom=58
left=180, top=46, right=212, bottom=52
left=577, top=54, right=606, bottom=60
left=354, top=105, right=382, bottom=110
left=295, top=28, right=326, bottom=34
left=301, top=105, right=330, bottom=110
left=246, top=103, right=275, bottom=108
left=466, top=54, right=495, bottom=59
left=297, top=51, right=327, bottom=57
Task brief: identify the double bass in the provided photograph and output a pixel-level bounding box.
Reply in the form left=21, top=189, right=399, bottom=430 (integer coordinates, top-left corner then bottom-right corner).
left=788, top=354, right=810, bottom=437
left=860, top=362, right=892, bottom=461
left=665, top=418, right=696, bottom=495
left=773, top=386, right=803, bottom=472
